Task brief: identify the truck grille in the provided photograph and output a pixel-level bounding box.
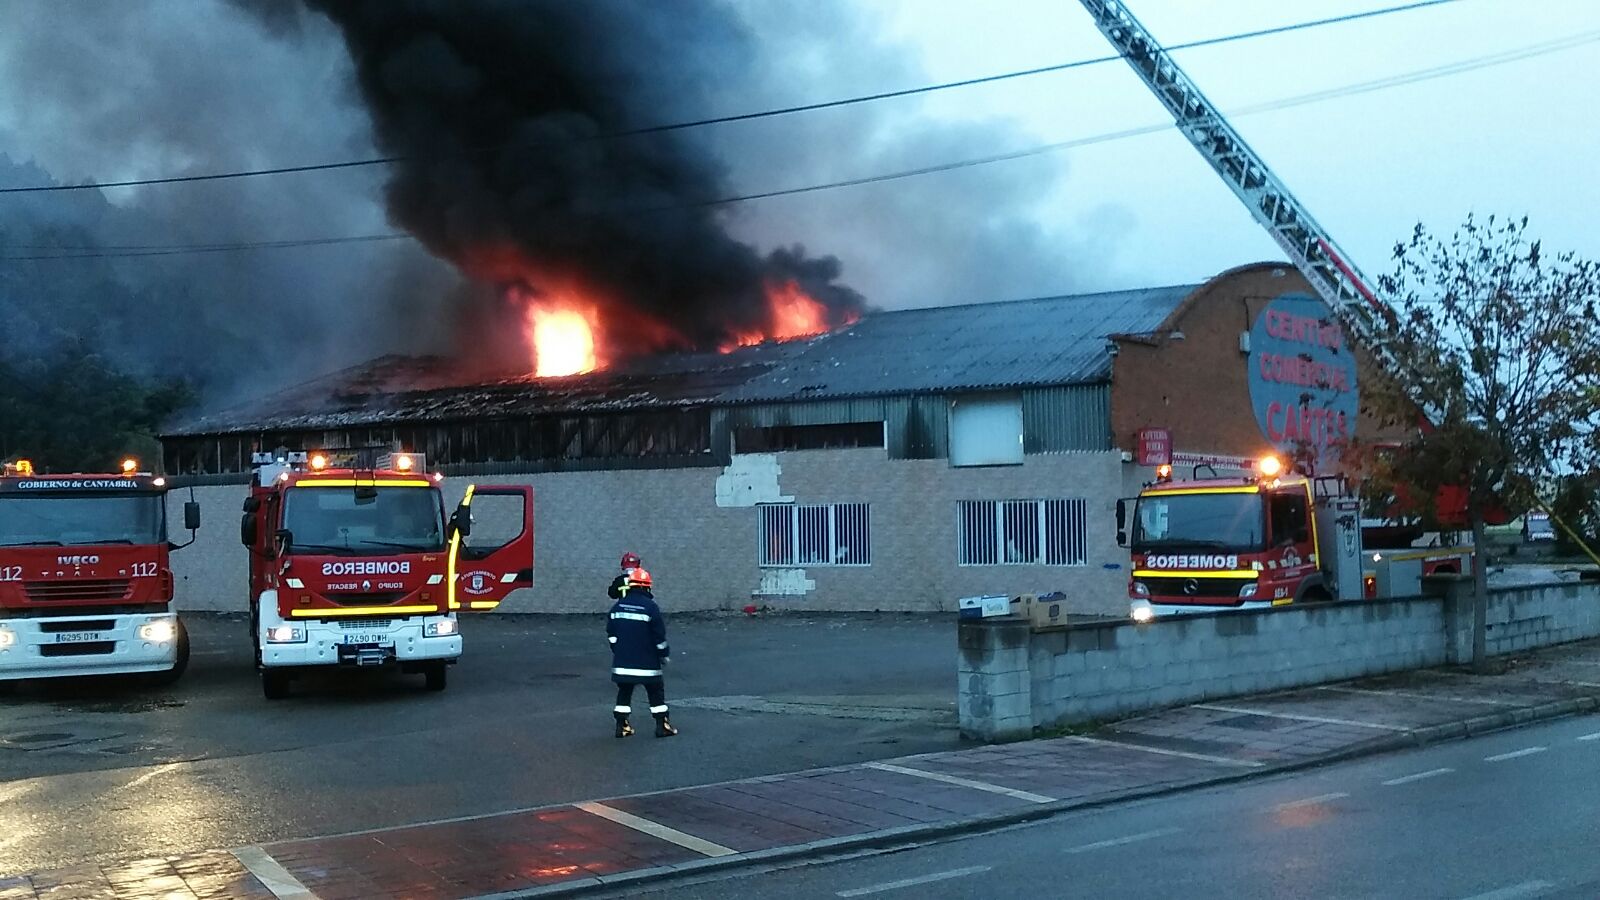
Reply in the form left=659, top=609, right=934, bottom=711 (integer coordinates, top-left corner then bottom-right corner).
left=23, top=580, right=132, bottom=603
left=328, top=592, right=406, bottom=607
left=339, top=619, right=392, bottom=630
left=1139, top=576, right=1254, bottom=602
left=38, top=620, right=115, bottom=633
left=40, top=642, right=115, bottom=657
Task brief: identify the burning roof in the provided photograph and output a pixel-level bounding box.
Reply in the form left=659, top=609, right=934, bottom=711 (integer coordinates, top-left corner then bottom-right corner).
left=165, top=284, right=1197, bottom=438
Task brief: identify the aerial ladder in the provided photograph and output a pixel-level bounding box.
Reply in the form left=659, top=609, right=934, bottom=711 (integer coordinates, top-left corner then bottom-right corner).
left=1076, top=0, right=1401, bottom=376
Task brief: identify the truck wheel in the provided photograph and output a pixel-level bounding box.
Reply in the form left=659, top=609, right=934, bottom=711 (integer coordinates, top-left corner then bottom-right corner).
left=147, top=620, right=191, bottom=687
left=1302, top=588, right=1334, bottom=604
left=262, top=670, right=292, bottom=700
left=424, top=663, right=448, bottom=692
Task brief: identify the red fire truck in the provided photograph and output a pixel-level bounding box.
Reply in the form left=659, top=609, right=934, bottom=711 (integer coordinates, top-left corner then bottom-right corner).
left=241, top=449, right=531, bottom=699
left=1118, top=456, right=1470, bottom=621
left=0, top=458, right=200, bottom=687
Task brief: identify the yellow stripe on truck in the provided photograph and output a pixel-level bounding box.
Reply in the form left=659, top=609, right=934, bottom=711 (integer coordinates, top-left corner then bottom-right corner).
left=1132, top=570, right=1260, bottom=579
left=294, top=479, right=434, bottom=488
left=290, top=605, right=439, bottom=618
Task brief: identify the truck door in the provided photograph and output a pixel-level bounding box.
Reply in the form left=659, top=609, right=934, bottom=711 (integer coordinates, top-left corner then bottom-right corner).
left=447, top=485, right=534, bottom=612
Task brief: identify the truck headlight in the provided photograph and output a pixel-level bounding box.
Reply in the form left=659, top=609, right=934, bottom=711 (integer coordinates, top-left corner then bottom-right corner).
left=266, top=625, right=306, bottom=643
left=1130, top=601, right=1155, bottom=624
left=0, top=628, right=14, bottom=648
left=138, top=619, right=177, bottom=642
left=1131, top=581, right=1150, bottom=598
left=1239, top=583, right=1258, bottom=599
left=425, top=619, right=458, bottom=637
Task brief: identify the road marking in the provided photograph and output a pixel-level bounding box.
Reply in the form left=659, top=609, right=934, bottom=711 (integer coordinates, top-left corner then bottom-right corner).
left=1193, top=703, right=1409, bottom=731
left=117, top=762, right=182, bottom=794
left=1273, top=792, right=1348, bottom=811
left=231, top=846, right=319, bottom=900
left=1456, top=879, right=1555, bottom=900
left=864, top=762, right=1056, bottom=803
left=1318, top=685, right=1517, bottom=706
left=836, top=866, right=992, bottom=897
left=575, top=801, right=737, bottom=857
left=1065, top=827, right=1179, bottom=853
left=1065, top=734, right=1265, bottom=768
left=1485, top=746, right=1547, bottom=763
left=1383, top=767, right=1454, bottom=786
left=1577, top=731, right=1600, bottom=742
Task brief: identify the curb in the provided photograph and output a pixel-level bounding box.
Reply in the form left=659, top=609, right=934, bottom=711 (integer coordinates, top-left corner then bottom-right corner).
left=483, top=693, right=1600, bottom=899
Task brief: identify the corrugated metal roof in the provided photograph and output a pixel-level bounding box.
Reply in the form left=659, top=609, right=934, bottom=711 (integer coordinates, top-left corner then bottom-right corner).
left=165, top=284, right=1196, bottom=437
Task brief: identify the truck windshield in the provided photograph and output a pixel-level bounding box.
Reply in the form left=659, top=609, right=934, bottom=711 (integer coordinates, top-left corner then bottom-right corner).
left=282, top=486, right=444, bottom=555
left=1133, top=492, right=1263, bottom=552
left=0, top=494, right=165, bottom=547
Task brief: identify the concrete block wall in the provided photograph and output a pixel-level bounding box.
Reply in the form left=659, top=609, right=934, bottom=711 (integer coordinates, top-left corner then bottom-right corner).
left=960, top=581, right=1600, bottom=741
left=165, top=446, right=1134, bottom=616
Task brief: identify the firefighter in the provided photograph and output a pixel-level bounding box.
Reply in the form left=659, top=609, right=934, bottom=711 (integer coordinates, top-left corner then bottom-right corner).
left=607, top=567, right=677, bottom=738
left=608, top=551, right=641, bottom=599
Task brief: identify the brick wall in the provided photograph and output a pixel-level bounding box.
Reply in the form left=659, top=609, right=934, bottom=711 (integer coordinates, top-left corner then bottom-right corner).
left=959, top=580, right=1600, bottom=741
left=167, top=446, right=1139, bottom=616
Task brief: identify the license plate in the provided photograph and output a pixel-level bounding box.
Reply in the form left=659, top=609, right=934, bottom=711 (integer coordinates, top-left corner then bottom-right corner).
left=53, top=632, right=104, bottom=643
left=341, top=633, right=389, bottom=645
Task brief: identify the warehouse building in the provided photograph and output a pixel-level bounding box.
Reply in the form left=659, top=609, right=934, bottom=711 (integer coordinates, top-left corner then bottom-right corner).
left=160, top=262, right=1373, bottom=614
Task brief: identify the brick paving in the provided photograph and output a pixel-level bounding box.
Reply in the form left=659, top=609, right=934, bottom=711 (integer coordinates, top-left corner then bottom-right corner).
left=8, top=637, right=1600, bottom=899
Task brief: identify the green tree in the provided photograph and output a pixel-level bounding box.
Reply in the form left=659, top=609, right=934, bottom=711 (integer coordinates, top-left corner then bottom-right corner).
left=1354, top=215, right=1600, bottom=671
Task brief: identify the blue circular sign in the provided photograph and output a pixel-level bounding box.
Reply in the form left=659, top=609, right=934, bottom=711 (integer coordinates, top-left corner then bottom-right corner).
left=1247, top=293, right=1359, bottom=470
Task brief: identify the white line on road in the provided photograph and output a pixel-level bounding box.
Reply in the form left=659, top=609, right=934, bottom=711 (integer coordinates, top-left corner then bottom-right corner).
left=1192, top=703, right=1411, bottom=732
left=1383, top=767, right=1455, bottom=786
left=117, top=762, right=182, bottom=794
left=575, top=801, right=737, bottom=857
left=863, top=762, right=1056, bottom=803
left=1065, top=828, right=1179, bottom=854
left=231, top=846, right=319, bottom=900
left=1485, top=747, right=1547, bottom=763
left=1318, top=685, right=1518, bottom=706
left=1456, top=878, right=1555, bottom=900
left=1274, top=792, right=1349, bottom=811
left=1064, top=735, right=1265, bottom=768
left=836, top=865, right=992, bottom=897
left=1577, top=731, right=1600, bottom=742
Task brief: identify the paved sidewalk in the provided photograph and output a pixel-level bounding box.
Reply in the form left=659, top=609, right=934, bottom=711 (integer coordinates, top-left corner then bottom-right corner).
left=8, top=637, right=1600, bottom=900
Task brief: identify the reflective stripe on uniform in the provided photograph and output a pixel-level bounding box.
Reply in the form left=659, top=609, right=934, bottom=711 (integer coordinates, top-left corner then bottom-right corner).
left=608, top=636, right=618, bottom=643
left=656, top=641, right=668, bottom=650
left=614, top=706, right=631, bottom=714
left=610, top=612, right=651, bottom=622
left=649, top=705, right=669, bottom=714
left=612, top=667, right=662, bottom=677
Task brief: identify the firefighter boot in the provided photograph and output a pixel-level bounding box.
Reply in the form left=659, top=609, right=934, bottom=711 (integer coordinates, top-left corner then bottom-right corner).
left=653, top=715, right=678, bottom=738
left=614, top=715, right=634, bottom=738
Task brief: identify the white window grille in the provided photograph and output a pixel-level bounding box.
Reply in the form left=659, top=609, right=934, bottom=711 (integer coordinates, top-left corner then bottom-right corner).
left=759, top=503, right=870, bottom=567
left=957, top=499, right=1087, bottom=566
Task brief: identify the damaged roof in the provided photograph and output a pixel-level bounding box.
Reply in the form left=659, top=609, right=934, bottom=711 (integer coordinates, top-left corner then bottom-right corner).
left=165, top=284, right=1196, bottom=437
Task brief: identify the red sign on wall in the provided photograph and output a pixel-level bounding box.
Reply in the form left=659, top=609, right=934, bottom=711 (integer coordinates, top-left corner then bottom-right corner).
left=1136, top=427, right=1172, bottom=466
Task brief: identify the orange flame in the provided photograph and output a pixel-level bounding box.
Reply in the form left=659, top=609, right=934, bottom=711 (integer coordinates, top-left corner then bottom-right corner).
left=719, top=280, right=841, bottom=353
left=523, top=297, right=600, bottom=377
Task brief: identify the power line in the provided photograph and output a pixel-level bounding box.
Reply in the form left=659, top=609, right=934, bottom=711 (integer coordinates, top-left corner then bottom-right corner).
left=0, top=0, right=1463, bottom=196
left=5, top=23, right=1590, bottom=263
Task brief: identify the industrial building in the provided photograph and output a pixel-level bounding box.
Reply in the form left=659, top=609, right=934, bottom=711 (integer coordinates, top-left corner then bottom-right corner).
left=160, top=262, right=1375, bottom=614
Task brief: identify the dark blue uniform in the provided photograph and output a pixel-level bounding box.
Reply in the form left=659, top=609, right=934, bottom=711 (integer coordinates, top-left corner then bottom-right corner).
left=607, top=584, right=674, bottom=735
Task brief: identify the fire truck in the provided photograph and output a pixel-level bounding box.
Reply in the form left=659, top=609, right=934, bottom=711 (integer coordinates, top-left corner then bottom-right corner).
left=0, top=458, right=200, bottom=688
left=241, top=448, right=532, bottom=699
left=1119, top=456, right=1471, bottom=621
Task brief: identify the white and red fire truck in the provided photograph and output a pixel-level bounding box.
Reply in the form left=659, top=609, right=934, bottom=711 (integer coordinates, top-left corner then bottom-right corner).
left=241, top=448, right=532, bottom=699
left=0, top=458, right=200, bottom=687
left=1119, top=456, right=1471, bottom=621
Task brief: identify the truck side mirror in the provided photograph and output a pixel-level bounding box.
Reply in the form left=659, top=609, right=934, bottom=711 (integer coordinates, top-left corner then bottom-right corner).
left=450, top=505, right=472, bottom=539
left=240, top=513, right=257, bottom=547
left=184, top=501, right=201, bottom=531
left=274, top=528, right=293, bottom=555
left=242, top=496, right=260, bottom=513
left=1115, top=499, right=1129, bottom=548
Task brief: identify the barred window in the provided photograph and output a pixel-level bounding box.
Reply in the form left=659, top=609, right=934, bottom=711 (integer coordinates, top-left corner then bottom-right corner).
left=957, top=499, right=1087, bottom=566
left=759, top=503, right=870, bottom=566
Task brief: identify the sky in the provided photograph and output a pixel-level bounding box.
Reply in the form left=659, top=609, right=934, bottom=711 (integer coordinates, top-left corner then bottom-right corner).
left=0, top=0, right=1595, bottom=385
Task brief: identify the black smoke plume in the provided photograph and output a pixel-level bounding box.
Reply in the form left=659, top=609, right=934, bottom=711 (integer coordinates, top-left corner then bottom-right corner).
left=303, top=0, right=866, bottom=364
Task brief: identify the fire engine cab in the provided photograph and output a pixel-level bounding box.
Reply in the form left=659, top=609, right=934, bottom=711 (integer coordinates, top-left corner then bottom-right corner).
left=1119, top=456, right=1470, bottom=622
left=241, top=448, right=532, bottom=699
left=0, top=457, right=199, bottom=687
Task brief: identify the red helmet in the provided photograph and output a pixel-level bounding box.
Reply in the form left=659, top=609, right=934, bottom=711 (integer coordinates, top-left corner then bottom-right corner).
left=620, top=551, right=641, bottom=569
left=628, top=567, right=653, bottom=589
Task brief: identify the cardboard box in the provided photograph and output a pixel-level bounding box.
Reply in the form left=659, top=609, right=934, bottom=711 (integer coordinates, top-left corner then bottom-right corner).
left=957, top=594, right=1014, bottom=620
left=1018, top=592, right=1069, bottom=628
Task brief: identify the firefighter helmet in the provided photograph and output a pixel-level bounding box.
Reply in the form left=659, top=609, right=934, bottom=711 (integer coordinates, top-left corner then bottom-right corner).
left=620, top=551, right=641, bottom=569
left=627, top=567, right=653, bottom=589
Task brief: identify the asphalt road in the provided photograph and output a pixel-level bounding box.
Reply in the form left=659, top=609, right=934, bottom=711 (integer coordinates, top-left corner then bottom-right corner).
left=651, top=712, right=1600, bottom=900
left=0, top=612, right=957, bottom=875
